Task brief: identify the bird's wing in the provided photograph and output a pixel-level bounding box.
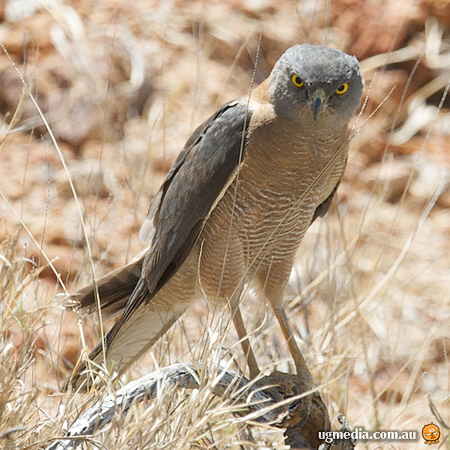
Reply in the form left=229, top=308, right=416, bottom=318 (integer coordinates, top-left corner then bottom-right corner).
left=311, top=182, right=339, bottom=223
left=311, top=149, right=348, bottom=224
left=110, top=100, right=252, bottom=329
left=142, top=99, right=252, bottom=293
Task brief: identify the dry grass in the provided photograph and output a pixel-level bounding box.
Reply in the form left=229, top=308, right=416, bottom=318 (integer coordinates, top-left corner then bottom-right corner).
left=1, top=0, right=450, bottom=448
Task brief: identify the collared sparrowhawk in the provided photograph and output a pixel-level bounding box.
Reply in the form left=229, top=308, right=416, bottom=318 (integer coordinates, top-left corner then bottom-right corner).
left=67, top=44, right=364, bottom=390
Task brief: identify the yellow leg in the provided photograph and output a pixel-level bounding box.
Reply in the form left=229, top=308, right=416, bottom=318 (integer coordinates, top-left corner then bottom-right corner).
left=231, top=298, right=260, bottom=379
left=272, top=306, right=313, bottom=385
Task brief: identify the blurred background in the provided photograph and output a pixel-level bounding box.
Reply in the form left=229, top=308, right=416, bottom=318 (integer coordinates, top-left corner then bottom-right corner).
left=0, top=0, right=449, bottom=448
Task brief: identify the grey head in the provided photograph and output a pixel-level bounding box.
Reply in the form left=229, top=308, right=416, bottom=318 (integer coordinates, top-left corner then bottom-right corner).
left=269, top=44, right=364, bottom=129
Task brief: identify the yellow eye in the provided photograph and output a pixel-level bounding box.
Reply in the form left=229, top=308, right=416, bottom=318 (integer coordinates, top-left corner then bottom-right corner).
left=291, top=74, right=304, bottom=88
left=336, top=83, right=349, bottom=95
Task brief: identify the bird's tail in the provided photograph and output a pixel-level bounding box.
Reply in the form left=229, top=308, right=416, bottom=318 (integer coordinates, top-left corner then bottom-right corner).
left=65, top=249, right=188, bottom=391
left=68, top=248, right=148, bottom=319
left=65, top=306, right=181, bottom=391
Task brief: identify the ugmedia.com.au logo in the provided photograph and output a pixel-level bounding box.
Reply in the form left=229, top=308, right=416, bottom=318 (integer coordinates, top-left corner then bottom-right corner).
left=318, top=427, right=418, bottom=444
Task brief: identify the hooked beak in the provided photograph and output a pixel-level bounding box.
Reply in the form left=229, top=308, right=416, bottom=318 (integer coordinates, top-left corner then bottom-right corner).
left=309, top=88, right=326, bottom=122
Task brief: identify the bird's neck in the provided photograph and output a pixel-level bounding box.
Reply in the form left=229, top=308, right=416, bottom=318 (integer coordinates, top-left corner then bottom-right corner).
left=247, top=106, right=348, bottom=168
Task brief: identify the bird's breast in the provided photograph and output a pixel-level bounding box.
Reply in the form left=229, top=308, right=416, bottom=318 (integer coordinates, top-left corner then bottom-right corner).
left=203, top=117, right=348, bottom=271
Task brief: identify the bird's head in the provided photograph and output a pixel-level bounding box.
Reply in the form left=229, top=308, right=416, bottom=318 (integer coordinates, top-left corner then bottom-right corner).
left=269, top=44, right=364, bottom=129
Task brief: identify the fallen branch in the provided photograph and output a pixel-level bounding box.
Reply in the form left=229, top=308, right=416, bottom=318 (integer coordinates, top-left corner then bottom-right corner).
left=46, top=362, right=283, bottom=450
left=46, top=363, right=354, bottom=449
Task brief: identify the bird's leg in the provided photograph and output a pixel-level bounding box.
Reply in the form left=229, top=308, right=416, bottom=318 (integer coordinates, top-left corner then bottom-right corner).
left=230, top=290, right=260, bottom=379
left=260, top=284, right=331, bottom=447
left=258, top=265, right=315, bottom=386
left=232, top=305, right=260, bottom=379
left=272, top=305, right=313, bottom=385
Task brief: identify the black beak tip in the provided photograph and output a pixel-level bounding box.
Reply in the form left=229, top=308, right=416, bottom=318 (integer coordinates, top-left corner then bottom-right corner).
left=311, top=98, right=323, bottom=122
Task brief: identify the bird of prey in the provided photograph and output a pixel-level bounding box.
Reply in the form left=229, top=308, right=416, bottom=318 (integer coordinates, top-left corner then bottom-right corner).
left=68, top=44, right=363, bottom=390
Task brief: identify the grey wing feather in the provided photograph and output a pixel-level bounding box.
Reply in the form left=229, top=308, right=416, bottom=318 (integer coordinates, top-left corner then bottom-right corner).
left=142, top=100, right=251, bottom=294
left=311, top=183, right=339, bottom=224
left=111, top=100, right=252, bottom=330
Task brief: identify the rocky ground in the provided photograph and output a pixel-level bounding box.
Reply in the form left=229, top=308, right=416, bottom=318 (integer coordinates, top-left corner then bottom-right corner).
left=1, top=0, right=450, bottom=448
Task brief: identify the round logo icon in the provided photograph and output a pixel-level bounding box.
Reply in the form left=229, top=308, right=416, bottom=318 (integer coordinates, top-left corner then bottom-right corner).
left=422, top=423, right=440, bottom=445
